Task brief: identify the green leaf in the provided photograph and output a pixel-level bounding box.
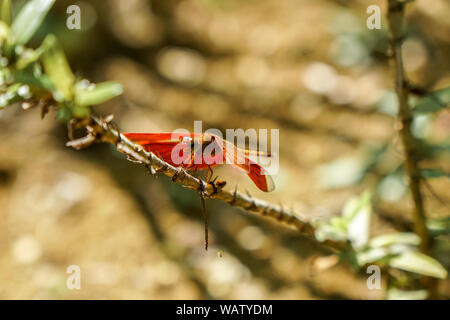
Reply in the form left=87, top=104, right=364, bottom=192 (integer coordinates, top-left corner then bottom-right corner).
left=315, top=219, right=348, bottom=243
left=368, top=233, right=420, bottom=248
left=421, top=168, right=450, bottom=179
left=16, top=46, right=46, bottom=70
left=12, top=70, right=53, bottom=91
left=315, top=191, right=372, bottom=249
left=413, top=87, right=450, bottom=113
left=389, top=251, right=448, bottom=279
left=0, top=20, right=8, bottom=42
left=70, top=103, right=91, bottom=119
left=10, top=0, right=55, bottom=45
left=74, top=81, right=123, bottom=107
left=427, top=217, right=450, bottom=237
left=41, top=34, right=75, bottom=101
left=356, top=247, right=391, bottom=265
left=57, top=105, right=72, bottom=122
left=387, top=288, right=428, bottom=300
left=0, top=83, right=29, bottom=108
left=1, top=0, right=11, bottom=25
left=356, top=233, right=419, bottom=266
left=418, top=141, right=450, bottom=159
left=342, top=191, right=371, bottom=220
left=343, top=191, right=372, bottom=248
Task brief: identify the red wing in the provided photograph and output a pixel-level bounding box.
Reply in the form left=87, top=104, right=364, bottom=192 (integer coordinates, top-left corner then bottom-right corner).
left=147, top=142, right=191, bottom=166
left=123, top=132, right=194, bottom=166
left=220, top=139, right=247, bottom=166
left=246, top=160, right=275, bottom=192
left=124, top=133, right=275, bottom=191
left=123, top=132, right=196, bottom=144
left=221, top=139, right=275, bottom=192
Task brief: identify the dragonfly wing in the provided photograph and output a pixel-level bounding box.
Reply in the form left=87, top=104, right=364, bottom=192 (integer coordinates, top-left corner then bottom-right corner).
left=246, top=160, right=275, bottom=192
left=222, top=139, right=275, bottom=192
left=123, top=133, right=193, bottom=166
left=123, top=132, right=197, bottom=143
left=149, top=142, right=192, bottom=166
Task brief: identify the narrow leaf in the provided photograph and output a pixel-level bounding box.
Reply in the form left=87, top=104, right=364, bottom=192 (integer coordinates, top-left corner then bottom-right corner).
left=75, top=81, right=123, bottom=107
left=387, top=288, right=428, bottom=300
left=421, top=168, right=450, bottom=179
left=315, top=222, right=348, bottom=243
left=1, top=0, right=11, bottom=25
left=12, top=70, right=54, bottom=91
left=0, top=20, right=8, bottom=42
left=389, top=251, right=447, bottom=279
left=41, top=34, right=74, bottom=101
left=10, top=0, right=55, bottom=45
left=368, top=233, right=420, bottom=248
left=16, top=47, right=46, bottom=70
left=0, top=83, right=28, bottom=108
left=414, top=87, right=450, bottom=113
left=427, top=217, right=450, bottom=237
left=356, top=247, right=391, bottom=265
left=344, top=191, right=372, bottom=248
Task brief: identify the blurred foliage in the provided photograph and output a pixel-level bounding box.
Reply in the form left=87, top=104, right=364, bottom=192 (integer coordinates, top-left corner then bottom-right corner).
left=0, top=0, right=122, bottom=120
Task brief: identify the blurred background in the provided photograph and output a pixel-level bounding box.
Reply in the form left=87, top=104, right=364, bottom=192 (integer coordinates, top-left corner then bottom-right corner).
left=0, top=0, right=449, bottom=299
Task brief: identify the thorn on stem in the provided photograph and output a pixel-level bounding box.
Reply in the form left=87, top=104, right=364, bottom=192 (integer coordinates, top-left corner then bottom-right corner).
left=245, top=190, right=257, bottom=210
left=171, top=167, right=185, bottom=182
left=145, top=164, right=156, bottom=175
left=261, top=206, right=268, bottom=216
left=277, top=201, right=285, bottom=221
left=103, top=114, right=114, bottom=123
left=155, top=162, right=168, bottom=175
left=126, top=154, right=142, bottom=164
left=230, top=185, right=239, bottom=205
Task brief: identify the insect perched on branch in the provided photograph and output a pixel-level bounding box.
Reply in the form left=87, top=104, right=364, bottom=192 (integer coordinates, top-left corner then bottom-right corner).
left=123, top=132, right=275, bottom=192
left=123, top=132, right=275, bottom=251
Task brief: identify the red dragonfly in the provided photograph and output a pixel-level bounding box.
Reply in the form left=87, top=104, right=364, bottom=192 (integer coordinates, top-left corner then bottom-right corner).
left=123, top=132, right=275, bottom=192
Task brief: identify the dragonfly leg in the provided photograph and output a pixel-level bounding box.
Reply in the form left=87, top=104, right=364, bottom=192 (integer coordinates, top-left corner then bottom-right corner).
left=197, top=179, right=209, bottom=251
left=206, top=165, right=214, bottom=182
left=185, top=153, right=197, bottom=171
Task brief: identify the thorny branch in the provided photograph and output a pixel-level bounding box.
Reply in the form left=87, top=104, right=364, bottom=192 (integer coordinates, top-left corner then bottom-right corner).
left=65, top=114, right=350, bottom=253
left=387, top=0, right=431, bottom=253
left=387, top=0, right=437, bottom=298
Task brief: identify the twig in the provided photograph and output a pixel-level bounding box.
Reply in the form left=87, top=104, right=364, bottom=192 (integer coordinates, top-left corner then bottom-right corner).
left=66, top=114, right=350, bottom=253
left=387, top=0, right=438, bottom=298
left=386, top=0, right=431, bottom=253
